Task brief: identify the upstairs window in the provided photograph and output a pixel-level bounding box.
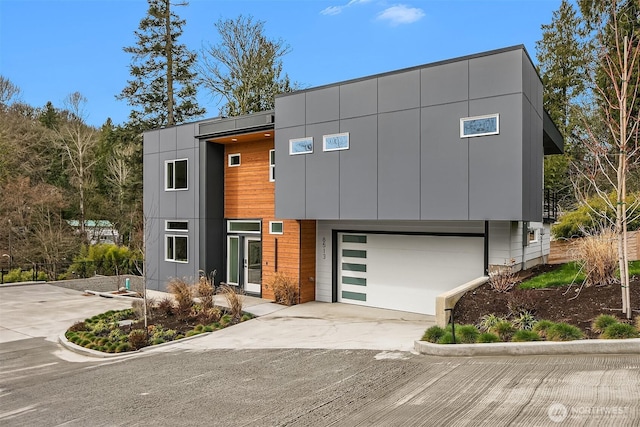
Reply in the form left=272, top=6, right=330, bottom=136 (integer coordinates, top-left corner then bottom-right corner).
left=165, top=159, right=188, bottom=190
left=290, top=137, right=313, bottom=155
left=228, top=153, right=241, bottom=167
left=269, top=149, right=275, bottom=182
left=460, top=114, right=500, bottom=138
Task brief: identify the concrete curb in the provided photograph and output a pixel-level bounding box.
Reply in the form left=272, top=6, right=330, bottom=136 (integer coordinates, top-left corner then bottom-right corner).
left=414, top=338, right=640, bottom=357
left=84, top=290, right=141, bottom=300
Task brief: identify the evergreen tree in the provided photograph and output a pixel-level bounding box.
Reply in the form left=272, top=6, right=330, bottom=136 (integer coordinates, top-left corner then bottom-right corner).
left=118, top=0, right=204, bottom=129
left=199, top=15, right=299, bottom=116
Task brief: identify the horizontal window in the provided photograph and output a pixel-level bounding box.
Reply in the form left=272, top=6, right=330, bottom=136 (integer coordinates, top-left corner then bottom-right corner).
left=341, top=291, right=366, bottom=301
left=342, top=249, right=366, bottom=258
left=342, top=276, right=367, bottom=286
left=460, top=114, right=500, bottom=138
left=228, top=153, right=241, bottom=167
left=269, top=221, right=283, bottom=235
left=342, top=234, right=367, bottom=244
left=323, top=132, right=349, bottom=152
left=342, top=263, right=366, bottom=272
left=165, top=159, right=188, bottom=190
left=165, top=220, right=188, bottom=232
left=290, top=137, right=313, bottom=155
left=227, top=220, right=261, bottom=233
left=166, top=235, right=188, bottom=263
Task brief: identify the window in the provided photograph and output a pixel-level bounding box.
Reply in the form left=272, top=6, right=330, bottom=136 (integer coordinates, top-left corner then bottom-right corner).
left=323, top=132, right=349, bottom=151
left=228, top=153, right=241, bottom=167
left=227, top=236, right=239, bottom=285
left=460, top=114, right=500, bottom=138
left=165, top=159, right=188, bottom=190
left=227, top=220, right=261, bottom=233
left=528, top=228, right=539, bottom=244
left=165, top=220, right=188, bottom=231
left=290, top=137, right=313, bottom=155
left=269, top=149, right=275, bottom=182
left=269, top=221, right=283, bottom=234
left=166, top=235, right=188, bottom=262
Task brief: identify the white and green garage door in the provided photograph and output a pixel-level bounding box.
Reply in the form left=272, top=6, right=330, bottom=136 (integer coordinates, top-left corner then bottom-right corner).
left=337, top=232, right=484, bottom=315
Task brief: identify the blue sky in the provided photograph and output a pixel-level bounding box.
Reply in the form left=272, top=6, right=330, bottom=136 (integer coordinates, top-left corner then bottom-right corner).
left=1, top=0, right=562, bottom=127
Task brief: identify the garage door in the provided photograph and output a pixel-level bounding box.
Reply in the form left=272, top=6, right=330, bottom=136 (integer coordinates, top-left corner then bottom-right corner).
left=338, top=233, right=484, bottom=315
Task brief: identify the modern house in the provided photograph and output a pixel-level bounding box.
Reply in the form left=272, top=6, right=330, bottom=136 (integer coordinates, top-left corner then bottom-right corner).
left=143, top=45, right=563, bottom=315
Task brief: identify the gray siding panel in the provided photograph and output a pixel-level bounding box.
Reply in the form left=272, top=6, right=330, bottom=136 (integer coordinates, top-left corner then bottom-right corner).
left=306, top=122, right=340, bottom=219
left=522, top=100, right=531, bottom=220
left=340, top=79, right=378, bottom=119
left=306, top=87, right=340, bottom=124
left=275, top=93, right=306, bottom=129
left=468, top=94, right=523, bottom=219
left=378, top=109, right=421, bottom=219
left=275, top=126, right=307, bottom=218
left=469, top=49, right=522, bottom=100
left=421, top=60, right=469, bottom=106
left=378, top=70, right=420, bottom=113
left=421, top=102, right=469, bottom=219
left=159, top=127, right=177, bottom=153
left=339, top=115, right=378, bottom=219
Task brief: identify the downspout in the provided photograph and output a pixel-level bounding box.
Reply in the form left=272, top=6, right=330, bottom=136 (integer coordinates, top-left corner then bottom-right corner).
left=522, top=221, right=529, bottom=271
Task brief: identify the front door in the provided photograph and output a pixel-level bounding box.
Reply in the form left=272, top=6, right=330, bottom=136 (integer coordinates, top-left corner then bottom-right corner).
left=244, top=237, right=262, bottom=294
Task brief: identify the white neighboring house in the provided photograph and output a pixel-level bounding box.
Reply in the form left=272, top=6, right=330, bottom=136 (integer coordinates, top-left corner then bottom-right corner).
left=67, top=220, right=119, bottom=245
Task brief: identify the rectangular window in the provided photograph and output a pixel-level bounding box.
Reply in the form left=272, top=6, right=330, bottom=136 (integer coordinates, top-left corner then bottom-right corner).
left=342, top=276, right=367, bottom=286
left=528, top=229, right=539, bottom=244
left=460, top=114, right=500, bottom=138
left=342, top=263, right=366, bottom=272
left=289, top=137, right=313, bottom=155
left=228, top=153, right=241, bottom=167
left=269, top=149, right=275, bottom=182
left=166, top=235, right=188, bottom=263
left=341, top=291, right=366, bottom=301
left=165, top=159, right=188, bottom=190
left=227, top=220, right=261, bottom=233
left=342, top=249, right=366, bottom=258
left=342, top=234, right=367, bottom=244
left=227, top=236, right=239, bottom=285
left=269, top=221, right=283, bottom=235
left=165, top=220, right=188, bottom=231
left=323, top=132, right=349, bottom=151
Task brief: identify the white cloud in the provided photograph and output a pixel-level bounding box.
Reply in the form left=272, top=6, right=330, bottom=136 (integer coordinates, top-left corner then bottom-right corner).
left=320, top=0, right=372, bottom=16
left=376, top=4, right=425, bottom=26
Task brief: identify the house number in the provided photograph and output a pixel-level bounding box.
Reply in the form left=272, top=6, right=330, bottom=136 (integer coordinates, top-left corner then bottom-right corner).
left=322, top=237, right=326, bottom=259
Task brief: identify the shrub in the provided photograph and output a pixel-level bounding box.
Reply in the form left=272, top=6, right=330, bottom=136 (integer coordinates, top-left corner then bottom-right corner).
left=490, top=320, right=516, bottom=342
left=532, top=320, right=555, bottom=339
left=592, top=314, right=619, bottom=334
left=512, top=311, right=537, bottom=331
left=219, top=285, right=243, bottom=322
left=68, top=321, right=87, bottom=332
left=127, top=329, right=148, bottom=350
left=422, top=326, right=446, bottom=343
left=66, top=243, right=143, bottom=278
left=437, top=332, right=456, bottom=344
left=456, top=325, right=480, bottom=344
left=267, top=272, right=299, bottom=305
left=195, top=273, right=215, bottom=310
left=477, top=332, right=500, bottom=343
left=488, top=259, right=517, bottom=293
left=115, top=343, right=130, bottom=353
left=512, top=330, right=541, bottom=342
left=132, top=297, right=156, bottom=322
left=167, top=278, right=193, bottom=319
left=198, top=307, right=221, bottom=325
left=157, top=297, right=175, bottom=316
left=600, top=323, right=640, bottom=339
left=241, top=313, right=253, bottom=322
left=220, top=314, right=232, bottom=327
left=573, top=228, right=618, bottom=287
left=477, top=314, right=506, bottom=332
left=546, top=322, right=583, bottom=341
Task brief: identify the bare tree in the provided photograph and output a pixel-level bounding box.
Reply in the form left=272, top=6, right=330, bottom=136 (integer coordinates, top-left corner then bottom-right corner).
left=573, top=3, right=640, bottom=318
left=53, top=92, right=99, bottom=240
left=106, top=144, right=135, bottom=244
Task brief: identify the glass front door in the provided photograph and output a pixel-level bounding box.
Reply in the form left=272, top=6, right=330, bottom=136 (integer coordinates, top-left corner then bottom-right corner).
left=244, top=237, right=262, bottom=294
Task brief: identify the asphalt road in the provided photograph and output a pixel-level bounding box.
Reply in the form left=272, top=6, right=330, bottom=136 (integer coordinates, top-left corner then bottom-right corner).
left=1, top=336, right=639, bottom=426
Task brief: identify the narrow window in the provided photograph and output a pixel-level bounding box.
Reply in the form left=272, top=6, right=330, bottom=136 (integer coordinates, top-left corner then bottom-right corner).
left=460, top=114, right=500, bottom=138
left=323, top=132, right=349, bottom=151
left=165, top=220, right=188, bottom=231
left=228, top=153, right=241, bottom=167
left=290, top=137, right=313, bottom=155
left=165, top=159, right=188, bottom=190
left=269, top=149, right=275, bottom=182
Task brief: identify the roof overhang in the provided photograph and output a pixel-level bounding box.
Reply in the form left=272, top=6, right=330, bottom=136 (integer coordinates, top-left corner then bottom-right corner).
left=196, top=111, right=274, bottom=140
left=543, top=110, right=564, bottom=155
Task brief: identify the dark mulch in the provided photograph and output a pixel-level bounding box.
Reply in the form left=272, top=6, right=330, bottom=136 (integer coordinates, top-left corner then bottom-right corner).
left=454, top=265, right=640, bottom=339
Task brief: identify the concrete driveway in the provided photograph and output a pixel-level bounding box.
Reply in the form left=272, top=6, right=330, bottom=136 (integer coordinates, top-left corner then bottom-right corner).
left=1, top=284, right=434, bottom=353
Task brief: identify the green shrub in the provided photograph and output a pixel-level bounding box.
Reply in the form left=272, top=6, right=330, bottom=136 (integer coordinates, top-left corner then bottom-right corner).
left=241, top=313, right=253, bottom=322
left=203, top=326, right=213, bottom=332
left=512, top=311, right=537, bottom=331
left=422, top=326, right=446, bottom=343
left=127, top=329, right=148, bottom=350
left=532, top=320, right=555, bottom=339
left=512, top=330, right=541, bottom=342
left=477, top=332, right=500, bottom=343
left=152, top=338, right=165, bottom=345
left=437, top=332, right=455, bottom=344
left=592, top=314, right=619, bottom=334
left=220, top=314, right=232, bottom=326
left=600, top=323, right=640, bottom=339
left=115, top=343, right=130, bottom=353
left=66, top=243, right=143, bottom=277
left=477, top=314, right=506, bottom=332
left=1, top=268, right=47, bottom=283
left=547, top=322, right=583, bottom=341
left=456, top=325, right=480, bottom=344
left=490, top=320, right=516, bottom=342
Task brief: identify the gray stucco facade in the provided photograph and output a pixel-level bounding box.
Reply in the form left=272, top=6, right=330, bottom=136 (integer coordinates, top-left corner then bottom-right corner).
left=274, top=45, right=561, bottom=222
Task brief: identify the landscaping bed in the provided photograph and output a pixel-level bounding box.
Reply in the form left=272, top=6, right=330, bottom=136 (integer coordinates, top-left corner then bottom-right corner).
left=453, top=263, right=640, bottom=339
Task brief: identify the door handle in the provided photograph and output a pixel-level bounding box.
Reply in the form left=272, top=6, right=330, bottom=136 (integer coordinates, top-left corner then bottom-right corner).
left=244, top=259, right=248, bottom=268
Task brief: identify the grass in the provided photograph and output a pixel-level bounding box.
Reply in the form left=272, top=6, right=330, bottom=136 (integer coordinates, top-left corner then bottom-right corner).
left=518, top=260, right=640, bottom=290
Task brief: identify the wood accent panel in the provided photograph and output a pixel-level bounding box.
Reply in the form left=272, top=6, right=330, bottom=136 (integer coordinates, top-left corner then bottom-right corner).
left=299, top=220, right=317, bottom=303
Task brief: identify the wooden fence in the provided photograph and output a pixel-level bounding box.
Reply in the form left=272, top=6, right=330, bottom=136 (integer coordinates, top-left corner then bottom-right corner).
left=548, top=230, right=640, bottom=264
